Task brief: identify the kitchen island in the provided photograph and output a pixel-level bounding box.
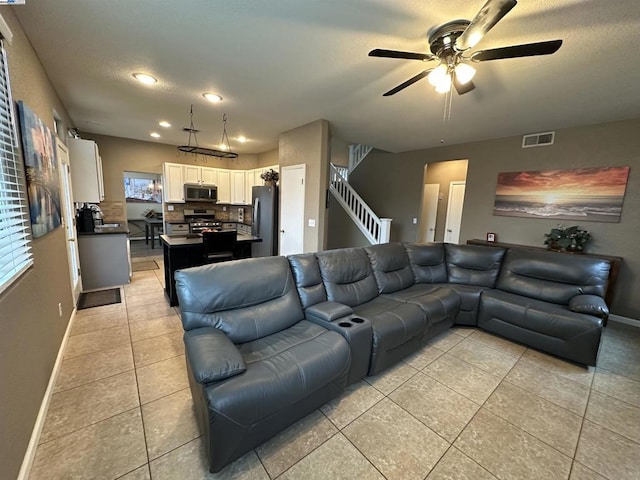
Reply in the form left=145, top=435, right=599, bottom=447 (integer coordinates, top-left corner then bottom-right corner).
left=160, top=233, right=262, bottom=306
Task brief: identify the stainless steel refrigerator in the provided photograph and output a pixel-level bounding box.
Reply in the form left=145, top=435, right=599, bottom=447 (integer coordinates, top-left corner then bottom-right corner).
left=251, top=186, right=278, bottom=257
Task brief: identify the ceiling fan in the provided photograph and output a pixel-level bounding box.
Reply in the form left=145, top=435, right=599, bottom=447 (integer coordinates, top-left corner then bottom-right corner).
left=369, top=0, right=562, bottom=96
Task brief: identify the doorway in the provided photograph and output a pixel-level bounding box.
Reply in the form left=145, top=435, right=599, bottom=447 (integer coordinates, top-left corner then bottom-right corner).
left=279, top=164, right=306, bottom=255
left=57, top=139, right=82, bottom=302
left=417, top=159, right=468, bottom=243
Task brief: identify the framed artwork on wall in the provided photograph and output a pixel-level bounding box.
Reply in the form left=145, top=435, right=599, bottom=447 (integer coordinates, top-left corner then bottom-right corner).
left=493, top=166, right=630, bottom=223
left=17, top=101, right=62, bottom=238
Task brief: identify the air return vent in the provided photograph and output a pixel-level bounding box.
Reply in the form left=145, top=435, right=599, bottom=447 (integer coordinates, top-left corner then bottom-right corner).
left=522, top=131, right=555, bottom=148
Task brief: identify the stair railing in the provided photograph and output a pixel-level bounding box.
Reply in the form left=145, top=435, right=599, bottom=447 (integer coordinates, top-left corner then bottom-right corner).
left=329, top=163, right=391, bottom=244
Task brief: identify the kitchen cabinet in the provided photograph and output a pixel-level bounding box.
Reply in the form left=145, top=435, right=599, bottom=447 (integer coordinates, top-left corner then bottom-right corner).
left=231, top=170, right=247, bottom=204
left=216, top=169, right=231, bottom=203
left=68, top=138, right=104, bottom=203
left=163, top=162, right=185, bottom=203
left=184, top=165, right=218, bottom=186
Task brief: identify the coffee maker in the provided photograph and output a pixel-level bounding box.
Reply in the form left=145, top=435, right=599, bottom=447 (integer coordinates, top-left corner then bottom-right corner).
left=76, top=206, right=95, bottom=233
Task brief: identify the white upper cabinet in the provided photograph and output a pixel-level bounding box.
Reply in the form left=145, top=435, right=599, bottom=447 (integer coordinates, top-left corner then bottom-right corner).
left=163, top=162, right=185, bottom=203
left=201, top=167, right=218, bottom=185
left=231, top=170, right=247, bottom=204
left=183, top=165, right=218, bottom=186
left=216, top=169, right=231, bottom=203
left=68, top=138, right=104, bottom=203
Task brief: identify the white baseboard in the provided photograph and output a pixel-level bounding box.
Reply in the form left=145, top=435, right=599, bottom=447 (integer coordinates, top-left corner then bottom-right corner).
left=609, top=314, right=640, bottom=328
left=17, top=308, right=77, bottom=480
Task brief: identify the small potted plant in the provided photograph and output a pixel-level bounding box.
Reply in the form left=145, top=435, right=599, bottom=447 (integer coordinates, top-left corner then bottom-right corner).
left=544, top=224, right=591, bottom=253
left=260, top=169, right=279, bottom=186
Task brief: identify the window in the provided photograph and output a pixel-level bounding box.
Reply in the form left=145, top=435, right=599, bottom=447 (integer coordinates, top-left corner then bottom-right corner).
left=0, top=39, right=33, bottom=293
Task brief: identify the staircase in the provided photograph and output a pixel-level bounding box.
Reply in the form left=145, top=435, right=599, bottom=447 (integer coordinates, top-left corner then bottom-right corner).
left=348, top=144, right=373, bottom=176
left=329, top=163, right=391, bottom=244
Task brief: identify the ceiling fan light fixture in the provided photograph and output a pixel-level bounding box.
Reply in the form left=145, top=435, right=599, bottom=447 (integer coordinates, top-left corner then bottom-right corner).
left=454, top=63, right=476, bottom=85
left=434, top=78, right=451, bottom=93
left=428, top=64, right=448, bottom=87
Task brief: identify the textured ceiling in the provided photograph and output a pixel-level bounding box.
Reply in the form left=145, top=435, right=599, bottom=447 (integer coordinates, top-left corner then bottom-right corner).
left=12, top=0, right=640, bottom=154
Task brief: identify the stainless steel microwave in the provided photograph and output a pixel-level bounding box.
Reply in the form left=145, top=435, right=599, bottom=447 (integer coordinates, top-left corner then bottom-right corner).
left=184, top=184, right=217, bottom=203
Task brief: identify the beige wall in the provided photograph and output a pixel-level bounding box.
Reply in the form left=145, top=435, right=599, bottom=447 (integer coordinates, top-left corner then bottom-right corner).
left=0, top=9, right=75, bottom=478
left=278, top=119, right=330, bottom=252
left=257, top=147, right=279, bottom=168
left=333, top=118, right=640, bottom=320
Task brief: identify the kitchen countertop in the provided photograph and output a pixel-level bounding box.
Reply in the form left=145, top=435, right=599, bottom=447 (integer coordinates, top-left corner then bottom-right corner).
left=160, top=233, right=261, bottom=247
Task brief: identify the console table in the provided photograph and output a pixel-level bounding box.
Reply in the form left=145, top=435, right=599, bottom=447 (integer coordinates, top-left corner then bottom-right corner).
left=467, top=239, right=622, bottom=307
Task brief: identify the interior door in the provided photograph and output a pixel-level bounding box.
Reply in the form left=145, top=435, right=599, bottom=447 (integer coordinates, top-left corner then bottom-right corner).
left=57, top=140, right=82, bottom=302
left=444, top=181, right=466, bottom=244
left=421, top=183, right=439, bottom=242
left=279, top=164, right=305, bottom=255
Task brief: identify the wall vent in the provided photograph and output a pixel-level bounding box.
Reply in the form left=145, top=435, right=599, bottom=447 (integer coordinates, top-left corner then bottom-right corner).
left=522, top=131, right=555, bottom=148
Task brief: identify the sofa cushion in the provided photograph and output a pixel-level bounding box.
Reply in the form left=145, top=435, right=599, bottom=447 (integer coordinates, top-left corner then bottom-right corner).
left=316, top=248, right=379, bottom=307
left=288, top=253, right=327, bottom=309
left=175, top=257, right=304, bottom=343
left=207, top=321, right=350, bottom=426
left=404, top=243, right=448, bottom=283
left=365, top=242, right=415, bottom=294
left=496, top=249, right=610, bottom=305
left=445, top=244, right=506, bottom=287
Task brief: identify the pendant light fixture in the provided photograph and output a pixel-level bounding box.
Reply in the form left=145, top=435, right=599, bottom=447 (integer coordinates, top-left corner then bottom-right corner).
left=177, top=105, right=238, bottom=160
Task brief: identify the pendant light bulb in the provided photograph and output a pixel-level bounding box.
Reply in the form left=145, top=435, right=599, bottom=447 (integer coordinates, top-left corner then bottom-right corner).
left=455, top=63, right=476, bottom=85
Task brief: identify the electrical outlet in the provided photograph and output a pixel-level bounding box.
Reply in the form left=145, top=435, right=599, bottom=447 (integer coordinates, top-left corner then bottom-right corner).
left=167, top=205, right=174, bottom=211
left=308, top=219, right=316, bottom=227
left=58, top=302, right=63, bottom=318
left=412, top=217, right=418, bottom=224
left=223, top=206, right=227, bottom=212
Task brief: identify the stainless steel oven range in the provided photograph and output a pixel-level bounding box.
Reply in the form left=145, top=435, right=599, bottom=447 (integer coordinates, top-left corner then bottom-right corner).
left=183, top=208, right=221, bottom=234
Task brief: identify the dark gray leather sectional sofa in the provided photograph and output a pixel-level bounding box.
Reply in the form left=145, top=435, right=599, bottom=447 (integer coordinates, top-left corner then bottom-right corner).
left=175, top=242, right=611, bottom=472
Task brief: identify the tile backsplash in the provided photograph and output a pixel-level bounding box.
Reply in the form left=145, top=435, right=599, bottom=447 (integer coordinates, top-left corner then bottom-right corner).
left=163, top=202, right=252, bottom=225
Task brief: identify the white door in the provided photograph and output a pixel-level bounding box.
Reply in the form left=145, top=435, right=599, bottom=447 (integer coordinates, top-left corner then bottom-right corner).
left=279, top=164, right=305, bottom=255
left=422, top=184, right=439, bottom=242
left=57, top=140, right=82, bottom=302
left=444, top=181, right=466, bottom=244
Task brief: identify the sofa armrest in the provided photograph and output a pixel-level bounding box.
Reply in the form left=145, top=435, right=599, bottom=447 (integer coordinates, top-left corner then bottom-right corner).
left=184, top=327, right=246, bottom=384
left=569, top=294, right=609, bottom=320
left=305, top=301, right=353, bottom=322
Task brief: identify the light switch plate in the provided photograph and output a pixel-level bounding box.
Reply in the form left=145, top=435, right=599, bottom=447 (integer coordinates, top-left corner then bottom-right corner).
left=412, top=217, right=417, bottom=224
left=308, top=219, right=316, bottom=227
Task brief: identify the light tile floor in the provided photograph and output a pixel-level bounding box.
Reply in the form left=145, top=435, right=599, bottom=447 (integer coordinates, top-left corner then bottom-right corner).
left=28, top=257, right=640, bottom=479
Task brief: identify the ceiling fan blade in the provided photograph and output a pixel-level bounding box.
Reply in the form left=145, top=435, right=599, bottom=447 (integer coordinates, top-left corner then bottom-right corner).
left=455, top=0, right=517, bottom=51
left=470, top=39, right=562, bottom=62
left=453, top=76, right=476, bottom=95
left=382, top=69, right=432, bottom=96
left=369, top=49, right=435, bottom=61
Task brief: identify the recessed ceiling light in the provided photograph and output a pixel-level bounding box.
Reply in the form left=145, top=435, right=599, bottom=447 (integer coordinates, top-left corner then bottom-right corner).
left=159, top=121, right=171, bottom=128
left=236, top=136, right=247, bottom=143
left=150, top=132, right=161, bottom=138
left=203, top=93, right=223, bottom=103
left=133, top=73, right=157, bottom=85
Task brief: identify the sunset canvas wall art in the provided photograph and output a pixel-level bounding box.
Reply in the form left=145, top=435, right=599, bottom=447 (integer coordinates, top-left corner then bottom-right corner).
left=493, top=167, right=630, bottom=223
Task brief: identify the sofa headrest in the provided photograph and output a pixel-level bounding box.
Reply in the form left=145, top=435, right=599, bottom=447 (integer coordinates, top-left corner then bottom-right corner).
left=497, top=249, right=610, bottom=304
left=175, top=256, right=304, bottom=343
left=404, top=243, right=448, bottom=284
left=365, top=242, right=415, bottom=294
left=315, top=248, right=379, bottom=307
left=445, top=244, right=506, bottom=287
left=287, top=253, right=327, bottom=309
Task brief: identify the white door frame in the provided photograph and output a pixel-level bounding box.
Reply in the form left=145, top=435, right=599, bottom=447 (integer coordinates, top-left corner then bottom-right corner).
left=57, top=139, right=82, bottom=302
left=444, top=181, right=466, bottom=244
left=279, top=164, right=306, bottom=255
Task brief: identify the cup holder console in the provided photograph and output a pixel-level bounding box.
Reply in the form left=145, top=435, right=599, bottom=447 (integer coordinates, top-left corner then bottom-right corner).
left=338, top=322, right=352, bottom=328
left=352, top=317, right=364, bottom=324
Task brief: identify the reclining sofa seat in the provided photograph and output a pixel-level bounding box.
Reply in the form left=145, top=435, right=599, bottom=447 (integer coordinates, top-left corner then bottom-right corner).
left=175, top=256, right=351, bottom=473
left=365, top=242, right=460, bottom=339
left=315, top=247, right=429, bottom=375
left=478, top=249, right=610, bottom=365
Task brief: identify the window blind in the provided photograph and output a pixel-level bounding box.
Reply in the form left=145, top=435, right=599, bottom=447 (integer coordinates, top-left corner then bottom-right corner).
left=0, top=39, right=33, bottom=294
